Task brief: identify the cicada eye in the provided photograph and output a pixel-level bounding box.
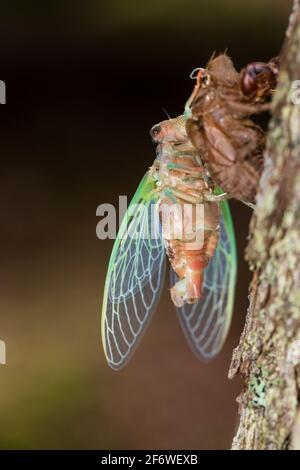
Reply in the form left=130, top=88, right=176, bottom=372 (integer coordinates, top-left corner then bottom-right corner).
left=241, top=71, right=256, bottom=96
left=150, top=124, right=161, bottom=138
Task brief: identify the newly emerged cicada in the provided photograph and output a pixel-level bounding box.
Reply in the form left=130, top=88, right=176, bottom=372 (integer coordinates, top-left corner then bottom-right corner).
left=101, top=101, right=237, bottom=369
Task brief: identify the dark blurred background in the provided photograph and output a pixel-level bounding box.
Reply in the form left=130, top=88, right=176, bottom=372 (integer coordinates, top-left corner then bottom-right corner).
left=0, top=0, right=291, bottom=450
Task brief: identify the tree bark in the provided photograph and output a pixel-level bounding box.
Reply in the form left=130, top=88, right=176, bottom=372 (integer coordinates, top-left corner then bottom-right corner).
left=229, top=1, right=300, bottom=450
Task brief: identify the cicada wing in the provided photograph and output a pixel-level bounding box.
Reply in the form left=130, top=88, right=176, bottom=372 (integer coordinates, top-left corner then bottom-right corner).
left=101, top=173, right=166, bottom=370
left=171, top=201, right=237, bottom=360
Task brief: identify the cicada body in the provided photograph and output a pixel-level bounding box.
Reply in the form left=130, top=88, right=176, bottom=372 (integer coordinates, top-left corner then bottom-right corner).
left=101, top=113, right=237, bottom=369
left=150, top=116, right=221, bottom=308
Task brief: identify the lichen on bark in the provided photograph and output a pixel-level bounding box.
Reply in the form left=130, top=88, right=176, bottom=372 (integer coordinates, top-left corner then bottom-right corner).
left=228, top=2, right=300, bottom=450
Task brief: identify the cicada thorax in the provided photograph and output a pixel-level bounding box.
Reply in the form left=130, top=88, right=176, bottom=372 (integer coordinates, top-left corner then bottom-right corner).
left=150, top=116, right=220, bottom=307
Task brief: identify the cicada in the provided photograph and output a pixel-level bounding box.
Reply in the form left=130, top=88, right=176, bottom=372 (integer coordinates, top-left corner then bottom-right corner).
left=101, top=108, right=237, bottom=370
left=185, top=54, right=279, bottom=205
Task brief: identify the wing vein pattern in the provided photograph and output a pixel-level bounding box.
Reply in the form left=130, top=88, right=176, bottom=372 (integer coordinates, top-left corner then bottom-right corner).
left=170, top=200, right=237, bottom=360
left=101, top=174, right=166, bottom=369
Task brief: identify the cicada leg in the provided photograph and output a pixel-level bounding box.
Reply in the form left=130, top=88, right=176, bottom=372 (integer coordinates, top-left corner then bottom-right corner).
left=227, top=100, right=271, bottom=114
left=167, top=165, right=206, bottom=178
left=204, top=192, right=229, bottom=202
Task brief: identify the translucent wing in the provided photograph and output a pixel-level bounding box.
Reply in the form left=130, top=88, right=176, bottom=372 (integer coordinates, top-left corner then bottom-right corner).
left=101, top=173, right=166, bottom=370
left=171, top=200, right=237, bottom=360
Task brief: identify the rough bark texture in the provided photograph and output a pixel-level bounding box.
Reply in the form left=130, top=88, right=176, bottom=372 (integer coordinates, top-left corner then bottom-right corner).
left=229, top=2, right=300, bottom=450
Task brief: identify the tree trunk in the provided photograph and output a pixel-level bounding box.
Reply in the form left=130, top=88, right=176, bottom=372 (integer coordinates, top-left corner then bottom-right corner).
left=229, top=0, right=300, bottom=450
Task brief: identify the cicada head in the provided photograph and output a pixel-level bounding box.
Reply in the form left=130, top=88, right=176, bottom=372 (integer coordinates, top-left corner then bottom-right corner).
left=150, top=115, right=187, bottom=144
left=241, top=62, right=277, bottom=100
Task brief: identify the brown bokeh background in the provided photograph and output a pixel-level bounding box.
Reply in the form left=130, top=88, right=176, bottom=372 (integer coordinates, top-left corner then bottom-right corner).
left=0, top=0, right=291, bottom=449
